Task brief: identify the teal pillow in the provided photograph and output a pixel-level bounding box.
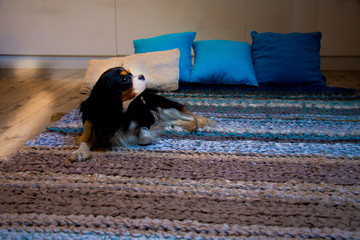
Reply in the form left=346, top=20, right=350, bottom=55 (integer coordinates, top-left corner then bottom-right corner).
left=133, top=32, right=196, bottom=83
left=251, top=31, right=326, bottom=86
left=190, top=40, right=258, bottom=86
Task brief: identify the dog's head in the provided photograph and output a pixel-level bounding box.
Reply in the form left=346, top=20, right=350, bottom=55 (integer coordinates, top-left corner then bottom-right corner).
left=94, top=67, right=146, bottom=111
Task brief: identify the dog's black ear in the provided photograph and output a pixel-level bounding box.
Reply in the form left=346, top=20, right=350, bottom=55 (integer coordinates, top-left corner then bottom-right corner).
left=96, top=68, right=117, bottom=89
left=90, top=68, right=120, bottom=98
left=104, top=75, right=114, bottom=89
left=80, top=68, right=126, bottom=142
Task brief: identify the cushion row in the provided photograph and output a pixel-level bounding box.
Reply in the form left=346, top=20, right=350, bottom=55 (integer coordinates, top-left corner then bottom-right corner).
left=82, top=31, right=326, bottom=94
left=133, top=31, right=326, bottom=87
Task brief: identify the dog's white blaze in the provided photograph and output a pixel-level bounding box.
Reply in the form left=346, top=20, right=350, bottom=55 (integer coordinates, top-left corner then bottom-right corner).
left=122, top=75, right=146, bottom=112
left=133, top=75, right=146, bottom=94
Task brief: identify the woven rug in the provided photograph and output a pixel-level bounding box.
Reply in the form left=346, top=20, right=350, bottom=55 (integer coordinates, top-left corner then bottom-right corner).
left=1, top=86, right=360, bottom=239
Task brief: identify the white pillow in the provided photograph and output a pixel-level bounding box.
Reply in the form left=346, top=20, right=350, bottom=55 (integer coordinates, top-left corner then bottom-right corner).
left=80, top=48, right=180, bottom=94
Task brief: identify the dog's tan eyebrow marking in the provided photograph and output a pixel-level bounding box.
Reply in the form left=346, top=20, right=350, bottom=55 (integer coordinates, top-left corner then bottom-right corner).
left=120, top=70, right=128, bottom=76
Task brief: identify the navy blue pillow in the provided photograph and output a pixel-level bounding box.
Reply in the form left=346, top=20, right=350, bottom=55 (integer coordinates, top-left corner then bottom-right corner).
left=251, top=31, right=326, bottom=87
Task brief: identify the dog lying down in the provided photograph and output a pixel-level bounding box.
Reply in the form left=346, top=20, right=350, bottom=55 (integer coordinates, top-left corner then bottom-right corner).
left=71, top=67, right=215, bottom=161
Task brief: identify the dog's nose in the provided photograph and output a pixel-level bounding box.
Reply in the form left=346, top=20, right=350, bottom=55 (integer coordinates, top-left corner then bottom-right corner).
left=138, top=74, right=145, bottom=81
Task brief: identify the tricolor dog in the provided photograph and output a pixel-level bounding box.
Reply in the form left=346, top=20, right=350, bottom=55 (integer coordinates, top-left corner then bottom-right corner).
left=71, top=67, right=214, bottom=161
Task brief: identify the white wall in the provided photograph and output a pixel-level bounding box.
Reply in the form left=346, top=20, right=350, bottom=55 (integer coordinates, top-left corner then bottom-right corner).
left=0, top=0, right=359, bottom=69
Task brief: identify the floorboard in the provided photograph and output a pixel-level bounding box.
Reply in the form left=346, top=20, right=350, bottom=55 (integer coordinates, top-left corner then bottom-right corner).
left=323, top=70, right=360, bottom=91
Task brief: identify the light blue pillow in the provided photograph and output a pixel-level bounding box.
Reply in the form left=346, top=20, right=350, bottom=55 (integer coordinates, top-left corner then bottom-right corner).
left=190, top=40, right=258, bottom=86
left=251, top=31, right=326, bottom=86
left=133, top=32, right=196, bottom=83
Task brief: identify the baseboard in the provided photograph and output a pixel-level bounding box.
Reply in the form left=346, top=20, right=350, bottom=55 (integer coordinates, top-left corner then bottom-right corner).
left=320, top=56, right=360, bottom=70
left=1, top=55, right=360, bottom=70
left=0, top=55, right=112, bottom=69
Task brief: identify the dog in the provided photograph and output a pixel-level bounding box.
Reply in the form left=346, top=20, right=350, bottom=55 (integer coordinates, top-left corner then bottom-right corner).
left=71, top=67, right=214, bottom=161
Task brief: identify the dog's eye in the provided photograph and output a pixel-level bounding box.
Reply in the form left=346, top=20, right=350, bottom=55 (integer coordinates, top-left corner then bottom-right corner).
left=121, top=76, right=130, bottom=82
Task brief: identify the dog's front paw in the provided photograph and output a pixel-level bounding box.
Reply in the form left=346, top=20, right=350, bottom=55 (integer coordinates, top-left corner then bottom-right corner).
left=138, top=126, right=163, bottom=146
left=71, top=142, right=91, bottom=161
left=138, top=127, right=153, bottom=146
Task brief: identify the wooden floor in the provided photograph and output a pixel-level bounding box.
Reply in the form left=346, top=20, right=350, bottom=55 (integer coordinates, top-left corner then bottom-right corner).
left=0, top=69, right=87, bottom=159
left=0, top=69, right=359, bottom=159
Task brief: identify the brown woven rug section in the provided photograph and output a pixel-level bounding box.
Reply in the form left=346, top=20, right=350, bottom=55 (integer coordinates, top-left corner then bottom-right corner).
left=1, top=86, right=360, bottom=239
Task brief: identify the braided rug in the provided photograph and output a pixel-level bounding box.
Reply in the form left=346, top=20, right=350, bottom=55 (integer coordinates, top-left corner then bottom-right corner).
left=1, top=86, right=360, bottom=239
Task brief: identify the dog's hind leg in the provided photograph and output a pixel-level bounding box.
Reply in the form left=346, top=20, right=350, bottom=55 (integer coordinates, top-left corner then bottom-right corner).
left=156, top=108, right=217, bottom=132
left=172, top=114, right=217, bottom=132
left=71, top=120, right=97, bottom=161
